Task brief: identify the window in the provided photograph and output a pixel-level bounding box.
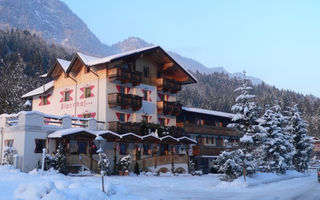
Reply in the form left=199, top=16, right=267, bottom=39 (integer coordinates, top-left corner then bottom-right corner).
left=143, top=144, right=151, bottom=155
left=143, top=66, right=149, bottom=77
left=42, top=96, right=48, bottom=105
left=34, top=139, right=46, bottom=153
left=142, top=115, right=149, bottom=123
left=119, top=86, right=125, bottom=94
left=4, top=140, right=13, bottom=147
left=85, top=87, right=91, bottom=98
left=85, top=67, right=90, bottom=74
left=159, top=118, right=165, bottom=126
left=158, top=93, right=164, bottom=101
left=119, top=113, right=125, bottom=122
left=143, top=90, right=149, bottom=101
left=160, top=144, right=169, bottom=155
left=120, top=143, right=128, bottom=155
left=64, top=91, right=70, bottom=102
left=78, top=141, right=87, bottom=154
left=83, top=113, right=91, bottom=118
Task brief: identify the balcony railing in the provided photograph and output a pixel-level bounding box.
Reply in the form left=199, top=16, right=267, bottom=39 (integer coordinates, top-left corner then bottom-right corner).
left=157, top=101, right=182, bottom=116
left=107, top=66, right=142, bottom=85
left=156, top=78, right=181, bottom=94
left=108, top=93, right=142, bottom=110
left=108, top=121, right=132, bottom=134
left=177, top=122, right=238, bottom=137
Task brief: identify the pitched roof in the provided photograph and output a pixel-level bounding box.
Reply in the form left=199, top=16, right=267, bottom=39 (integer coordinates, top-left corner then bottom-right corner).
left=182, top=107, right=235, bottom=118
left=67, top=46, right=197, bottom=84
left=21, top=81, right=54, bottom=98
left=48, top=128, right=98, bottom=138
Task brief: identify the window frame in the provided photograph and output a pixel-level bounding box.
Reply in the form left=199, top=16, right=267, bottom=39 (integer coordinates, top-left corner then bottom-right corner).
left=34, top=139, right=46, bottom=153
left=85, top=87, right=92, bottom=98
left=4, top=139, right=13, bottom=147
left=64, top=91, right=70, bottom=102
left=143, top=66, right=149, bottom=77
left=42, top=96, right=48, bottom=105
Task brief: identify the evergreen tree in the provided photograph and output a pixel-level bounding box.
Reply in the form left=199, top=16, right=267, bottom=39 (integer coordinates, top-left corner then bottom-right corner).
left=259, top=105, right=292, bottom=173
left=227, top=74, right=263, bottom=173
left=289, top=105, right=314, bottom=172
left=54, top=143, right=68, bottom=175
left=134, top=162, right=140, bottom=176
left=215, top=149, right=244, bottom=181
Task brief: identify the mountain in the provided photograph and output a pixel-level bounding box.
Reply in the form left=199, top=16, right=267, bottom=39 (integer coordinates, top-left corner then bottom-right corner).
left=0, top=0, right=115, bottom=56
left=0, top=0, right=263, bottom=85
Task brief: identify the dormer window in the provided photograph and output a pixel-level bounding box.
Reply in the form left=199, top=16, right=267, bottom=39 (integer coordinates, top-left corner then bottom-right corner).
left=85, top=67, right=90, bottom=74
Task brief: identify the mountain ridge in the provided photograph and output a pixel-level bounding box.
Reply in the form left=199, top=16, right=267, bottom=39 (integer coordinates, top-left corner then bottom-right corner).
left=0, top=0, right=263, bottom=85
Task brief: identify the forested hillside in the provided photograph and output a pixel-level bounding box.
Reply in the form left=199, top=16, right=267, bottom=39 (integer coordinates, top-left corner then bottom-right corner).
left=178, top=71, right=320, bottom=137
left=0, top=29, right=71, bottom=113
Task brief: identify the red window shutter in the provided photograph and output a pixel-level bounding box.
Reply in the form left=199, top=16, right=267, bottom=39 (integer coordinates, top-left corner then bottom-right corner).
left=166, top=118, right=170, bottom=125
left=165, top=94, right=169, bottom=101
left=116, top=85, right=121, bottom=92
left=77, top=114, right=83, bottom=118
left=69, top=89, right=74, bottom=101
left=116, top=112, right=121, bottom=121
left=46, top=94, right=51, bottom=105
left=126, top=87, right=131, bottom=94
left=60, top=91, right=64, bottom=102
left=148, top=91, right=152, bottom=102
left=39, top=96, right=43, bottom=106
left=80, top=87, right=85, bottom=99
left=126, top=114, right=131, bottom=121
left=90, top=85, right=95, bottom=97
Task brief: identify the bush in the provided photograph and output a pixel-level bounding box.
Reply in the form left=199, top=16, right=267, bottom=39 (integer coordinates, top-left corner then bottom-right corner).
left=2, top=147, right=18, bottom=165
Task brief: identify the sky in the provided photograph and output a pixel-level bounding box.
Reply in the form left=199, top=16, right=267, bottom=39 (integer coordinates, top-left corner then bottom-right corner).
left=61, top=0, right=320, bottom=97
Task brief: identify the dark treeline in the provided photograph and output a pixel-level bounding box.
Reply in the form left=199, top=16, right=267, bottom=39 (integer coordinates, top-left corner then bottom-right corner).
left=0, top=29, right=72, bottom=113
left=178, top=71, right=320, bottom=137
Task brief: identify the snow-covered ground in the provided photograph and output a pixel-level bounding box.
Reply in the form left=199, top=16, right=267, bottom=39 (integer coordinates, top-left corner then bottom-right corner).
left=0, top=165, right=318, bottom=200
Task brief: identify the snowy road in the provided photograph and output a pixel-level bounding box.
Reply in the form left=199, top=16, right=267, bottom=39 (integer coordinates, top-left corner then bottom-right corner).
left=0, top=166, right=319, bottom=200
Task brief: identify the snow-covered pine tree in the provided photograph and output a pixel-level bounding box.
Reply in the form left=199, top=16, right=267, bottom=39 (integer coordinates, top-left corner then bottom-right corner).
left=228, top=73, right=263, bottom=174
left=259, top=105, right=292, bottom=173
left=215, top=149, right=244, bottom=181
left=2, top=147, right=17, bottom=165
left=289, top=105, right=314, bottom=172
left=118, top=155, right=132, bottom=173
left=54, top=143, right=68, bottom=175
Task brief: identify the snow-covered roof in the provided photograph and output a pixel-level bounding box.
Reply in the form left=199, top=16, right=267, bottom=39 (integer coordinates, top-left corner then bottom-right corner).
left=177, top=136, right=197, bottom=144
left=160, top=135, right=179, bottom=142
left=77, top=46, right=158, bottom=66
left=70, top=46, right=197, bottom=84
left=56, top=58, right=71, bottom=72
left=182, top=107, right=235, bottom=118
left=48, top=128, right=97, bottom=138
left=21, top=81, right=54, bottom=98
left=96, top=130, right=122, bottom=138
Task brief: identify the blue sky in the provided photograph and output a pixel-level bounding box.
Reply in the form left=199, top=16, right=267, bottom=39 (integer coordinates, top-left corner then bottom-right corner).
left=61, top=0, right=320, bottom=97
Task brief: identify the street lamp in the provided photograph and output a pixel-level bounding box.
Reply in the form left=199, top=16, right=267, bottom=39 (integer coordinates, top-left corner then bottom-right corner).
left=94, top=135, right=106, bottom=193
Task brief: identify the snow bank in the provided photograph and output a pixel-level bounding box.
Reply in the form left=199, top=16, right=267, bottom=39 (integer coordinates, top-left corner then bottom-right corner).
left=216, top=170, right=310, bottom=189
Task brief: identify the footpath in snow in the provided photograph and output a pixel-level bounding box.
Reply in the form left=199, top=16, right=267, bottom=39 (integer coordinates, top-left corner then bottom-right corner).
left=0, top=165, right=315, bottom=200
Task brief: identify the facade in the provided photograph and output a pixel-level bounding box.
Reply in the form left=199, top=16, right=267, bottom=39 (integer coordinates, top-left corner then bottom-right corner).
left=1, top=46, right=197, bottom=174
left=312, top=137, right=320, bottom=159
left=177, top=107, right=239, bottom=173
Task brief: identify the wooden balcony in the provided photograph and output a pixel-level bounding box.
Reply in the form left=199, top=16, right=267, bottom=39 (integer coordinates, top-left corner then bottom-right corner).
left=130, top=95, right=143, bottom=111
left=108, top=93, right=131, bottom=109
left=156, top=78, right=182, bottom=94
left=177, top=122, right=238, bottom=137
left=108, top=93, right=142, bottom=110
left=130, top=71, right=142, bottom=86
left=157, top=101, right=182, bottom=116
left=108, top=121, right=132, bottom=134
left=192, top=146, right=224, bottom=156
left=107, top=67, right=130, bottom=83
left=107, top=66, right=142, bottom=85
